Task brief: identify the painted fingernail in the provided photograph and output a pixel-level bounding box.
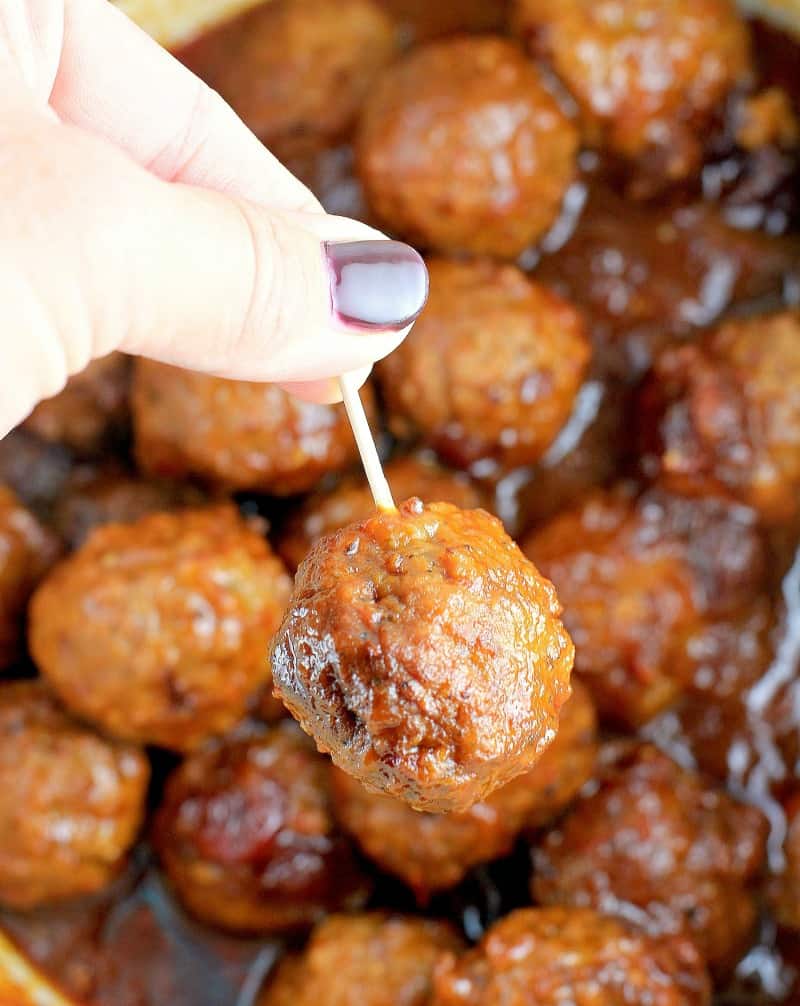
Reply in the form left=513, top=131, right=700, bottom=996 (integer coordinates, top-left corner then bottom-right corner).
left=324, top=240, right=429, bottom=331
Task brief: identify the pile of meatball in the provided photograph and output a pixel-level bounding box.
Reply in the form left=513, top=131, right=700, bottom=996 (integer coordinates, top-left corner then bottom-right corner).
left=1, top=0, right=800, bottom=1003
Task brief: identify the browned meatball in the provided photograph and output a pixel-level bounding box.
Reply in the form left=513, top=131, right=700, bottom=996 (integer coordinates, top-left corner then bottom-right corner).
left=639, top=310, right=800, bottom=525
left=376, top=259, right=590, bottom=470
left=356, top=37, right=579, bottom=258
left=272, top=498, right=574, bottom=812
left=331, top=681, right=596, bottom=898
left=23, top=353, right=130, bottom=456
left=535, top=184, right=800, bottom=381
left=532, top=742, right=768, bottom=974
left=513, top=0, right=752, bottom=192
left=0, top=485, right=60, bottom=669
left=522, top=485, right=766, bottom=727
left=259, top=913, right=462, bottom=1006
left=432, top=907, right=710, bottom=1006
left=179, top=0, right=396, bottom=158
left=278, top=453, right=484, bottom=571
left=29, top=505, right=291, bottom=751
left=132, top=361, right=372, bottom=495
left=769, top=794, right=800, bottom=931
left=51, top=465, right=206, bottom=550
left=0, top=681, right=149, bottom=910
left=154, top=721, right=368, bottom=933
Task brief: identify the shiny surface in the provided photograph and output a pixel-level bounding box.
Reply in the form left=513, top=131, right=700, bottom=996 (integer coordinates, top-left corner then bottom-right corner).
left=355, top=36, right=579, bottom=257
left=377, top=258, right=591, bottom=469
left=132, top=361, right=375, bottom=495
left=272, top=499, right=574, bottom=812
left=29, top=505, right=291, bottom=750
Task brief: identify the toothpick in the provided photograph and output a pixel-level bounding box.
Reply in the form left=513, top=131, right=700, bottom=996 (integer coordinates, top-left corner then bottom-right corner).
left=339, top=373, right=396, bottom=512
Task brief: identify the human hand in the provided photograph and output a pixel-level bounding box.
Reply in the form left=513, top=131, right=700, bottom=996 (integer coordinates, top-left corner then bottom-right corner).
left=0, top=0, right=428, bottom=438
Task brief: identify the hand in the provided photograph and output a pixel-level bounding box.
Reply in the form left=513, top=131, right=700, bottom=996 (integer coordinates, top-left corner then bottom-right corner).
left=0, top=0, right=428, bottom=437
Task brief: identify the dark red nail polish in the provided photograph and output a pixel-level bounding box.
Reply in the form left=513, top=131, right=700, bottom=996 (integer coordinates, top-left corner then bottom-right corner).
left=324, top=240, right=429, bottom=331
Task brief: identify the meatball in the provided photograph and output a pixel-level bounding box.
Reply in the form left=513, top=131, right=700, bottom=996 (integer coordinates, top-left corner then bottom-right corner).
left=356, top=36, right=579, bottom=258
left=271, top=498, right=574, bottom=812
left=0, top=485, right=60, bottom=669
left=23, top=353, right=130, bottom=456
left=29, top=504, right=292, bottom=751
left=179, top=0, right=396, bottom=158
left=532, top=742, right=768, bottom=973
left=259, top=913, right=462, bottom=1006
left=154, top=720, right=368, bottom=933
left=513, top=0, right=752, bottom=192
left=277, top=453, right=484, bottom=571
left=432, top=906, right=710, bottom=1006
left=52, top=465, right=206, bottom=550
left=0, top=681, right=149, bottom=910
left=376, top=259, right=590, bottom=470
left=331, top=681, right=596, bottom=898
left=522, top=485, right=766, bottom=727
left=638, top=310, right=800, bottom=525
left=534, top=184, right=800, bottom=381
left=769, top=794, right=800, bottom=931
left=132, top=362, right=372, bottom=495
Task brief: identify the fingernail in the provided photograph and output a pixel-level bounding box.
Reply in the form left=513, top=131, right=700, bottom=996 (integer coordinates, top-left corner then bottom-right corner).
left=324, top=240, right=429, bottom=332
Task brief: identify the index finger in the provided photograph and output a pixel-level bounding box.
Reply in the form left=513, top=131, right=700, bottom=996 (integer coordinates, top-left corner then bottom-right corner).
left=50, top=0, right=320, bottom=211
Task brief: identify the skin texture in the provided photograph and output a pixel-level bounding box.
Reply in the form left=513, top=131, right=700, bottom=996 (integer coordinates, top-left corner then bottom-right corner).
left=638, top=310, right=800, bottom=525
left=356, top=36, right=578, bottom=258
left=431, top=906, right=711, bottom=1006
left=0, top=484, right=60, bottom=669
left=29, top=504, right=292, bottom=751
left=272, top=499, right=574, bottom=812
left=51, top=464, right=206, bottom=550
left=522, top=485, right=767, bottom=728
left=132, top=361, right=374, bottom=495
left=512, top=0, right=752, bottom=192
left=259, top=913, right=463, bottom=1006
left=180, top=0, right=396, bottom=159
left=277, top=453, right=484, bottom=571
left=330, top=681, right=596, bottom=898
left=377, top=259, right=591, bottom=469
left=154, top=720, right=369, bottom=933
left=22, top=353, right=131, bottom=456
left=0, top=680, right=149, bottom=910
left=532, top=742, right=768, bottom=974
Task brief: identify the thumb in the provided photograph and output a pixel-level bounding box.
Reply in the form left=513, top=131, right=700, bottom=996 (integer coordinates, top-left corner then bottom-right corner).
left=0, top=111, right=428, bottom=435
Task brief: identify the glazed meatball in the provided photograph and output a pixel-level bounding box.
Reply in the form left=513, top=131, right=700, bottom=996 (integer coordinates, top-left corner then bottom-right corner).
left=768, top=794, right=800, bottom=931
left=535, top=185, right=800, bottom=380
left=532, top=742, right=768, bottom=973
left=522, top=485, right=766, bottom=727
left=23, top=353, right=130, bottom=456
left=0, top=681, right=149, bottom=910
left=432, top=907, right=710, bottom=1006
left=0, top=485, right=60, bottom=669
left=331, top=681, right=596, bottom=898
left=356, top=37, right=579, bottom=257
left=132, top=362, right=372, bottom=495
left=29, top=505, right=291, bottom=750
left=376, top=259, right=590, bottom=470
left=180, top=0, right=396, bottom=158
left=513, top=0, right=752, bottom=191
left=639, top=310, right=800, bottom=525
left=278, top=453, right=484, bottom=571
left=272, top=499, right=574, bottom=812
left=259, top=913, right=462, bottom=1006
left=52, top=465, right=206, bottom=550
left=154, top=721, right=368, bottom=933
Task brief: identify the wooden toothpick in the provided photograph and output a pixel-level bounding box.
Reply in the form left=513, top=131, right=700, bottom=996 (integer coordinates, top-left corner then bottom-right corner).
left=339, top=373, right=396, bottom=512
